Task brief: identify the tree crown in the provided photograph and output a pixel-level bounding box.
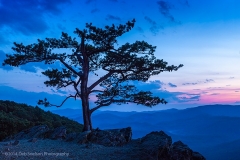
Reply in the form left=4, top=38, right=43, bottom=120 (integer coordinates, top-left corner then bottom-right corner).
left=3, top=19, right=183, bottom=112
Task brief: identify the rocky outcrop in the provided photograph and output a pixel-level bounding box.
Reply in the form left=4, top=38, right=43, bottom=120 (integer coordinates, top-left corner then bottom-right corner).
left=135, top=131, right=172, bottom=159
left=3, top=125, right=49, bottom=141
left=66, top=127, right=132, bottom=146
left=2, top=125, right=205, bottom=159
left=3, top=125, right=132, bottom=146
left=3, top=125, right=68, bottom=141
left=170, top=141, right=205, bottom=160
left=47, top=126, right=67, bottom=140
left=122, top=131, right=205, bottom=160
left=86, top=127, right=132, bottom=146
left=65, top=130, right=91, bottom=144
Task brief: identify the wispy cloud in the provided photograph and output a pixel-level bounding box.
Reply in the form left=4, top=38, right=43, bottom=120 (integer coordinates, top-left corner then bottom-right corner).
left=144, top=16, right=163, bottom=35
left=129, top=80, right=200, bottom=103
left=207, top=87, right=224, bottom=89
left=130, top=80, right=164, bottom=91
left=176, top=93, right=200, bottom=102
left=168, top=82, right=177, bottom=88
left=204, top=79, right=214, bottom=83
left=157, top=1, right=174, bottom=21
left=183, top=79, right=214, bottom=86
left=157, top=0, right=180, bottom=23
left=182, top=82, right=198, bottom=86
left=105, top=14, right=121, bottom=21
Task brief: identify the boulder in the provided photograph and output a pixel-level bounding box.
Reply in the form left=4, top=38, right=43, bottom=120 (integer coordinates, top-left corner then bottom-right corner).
left=123, top=131, right=206, bottom=160
left=3, top=125, right=67, bottom=141
left=66, top=127, right=132, bottom=147
left=170, top=141, right=205, bottom=160
left=128, top=131, right=172, bottom=160
left=88, top=127, right=132, bottom=146
left=143, top=131, right=172, bottom=159
left=47, top=126, right=67, bottom=140
left=3, top=125, right=49, bottom=141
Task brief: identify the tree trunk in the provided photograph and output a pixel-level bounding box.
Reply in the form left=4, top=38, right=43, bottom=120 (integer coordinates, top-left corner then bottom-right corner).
left=81, top=61, right=92, bottom=131
left=81, top=95, right=92, bottom=131
left=80, top=34, right=92, bottom=132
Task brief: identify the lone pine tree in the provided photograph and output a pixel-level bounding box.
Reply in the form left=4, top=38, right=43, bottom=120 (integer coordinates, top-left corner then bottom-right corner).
left=3, top=19, right=183, bottom=131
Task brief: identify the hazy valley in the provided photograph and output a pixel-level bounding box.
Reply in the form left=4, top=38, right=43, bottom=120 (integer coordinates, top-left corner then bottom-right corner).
left=52, top=104, right=240, bottom=160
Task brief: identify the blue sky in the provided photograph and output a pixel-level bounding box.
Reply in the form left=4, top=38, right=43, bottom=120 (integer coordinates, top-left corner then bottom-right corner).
left=0, top=0, right=240, bottom=111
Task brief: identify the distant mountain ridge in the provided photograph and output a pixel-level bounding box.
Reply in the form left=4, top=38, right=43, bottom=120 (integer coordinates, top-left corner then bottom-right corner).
left=51, top=104, right=240, bottom=160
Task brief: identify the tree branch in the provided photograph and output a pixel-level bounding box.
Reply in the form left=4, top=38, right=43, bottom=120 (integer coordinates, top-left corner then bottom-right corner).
left=58, top=58, right=81, bottom=76
left=38, top=95, right=76, bottom=108
left=74, top=53, right=84, bottom=64
left=88, top=71, right=114, bottom=94
left=73, top=77, right=81, bottom=98
left=57, top=80, right=75, bottom=89
left=88, top=46, right=113, bottom=56
left=90, top=98, right=113, bottom=114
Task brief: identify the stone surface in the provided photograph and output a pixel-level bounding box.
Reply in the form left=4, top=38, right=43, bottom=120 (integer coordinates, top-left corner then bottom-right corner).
left=88, top=127, right=132, bottom=146
left=121, top=131, right=206, bottom=160
left=3, top=125, right=49, bottom=141
left=141, top=131, right=172, bottom=159
left=124, top=131, right=172, bottom=160
left=66, top=127, right=132, bottom=147
left=170, top=141, right=206, bottom=160
left=48, top=126, right=67, bottom=140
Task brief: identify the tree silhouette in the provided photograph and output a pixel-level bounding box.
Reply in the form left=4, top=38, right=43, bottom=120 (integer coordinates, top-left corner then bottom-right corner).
left=3, top=19, right=183, bottom=131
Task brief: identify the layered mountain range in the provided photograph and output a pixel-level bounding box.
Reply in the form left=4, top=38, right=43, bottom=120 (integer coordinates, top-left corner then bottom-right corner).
left=52, top=104, right=240, bottom=160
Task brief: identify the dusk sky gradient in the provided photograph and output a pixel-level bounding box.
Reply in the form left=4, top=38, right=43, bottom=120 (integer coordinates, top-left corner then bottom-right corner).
left=0, top=0, right=240, bottom=111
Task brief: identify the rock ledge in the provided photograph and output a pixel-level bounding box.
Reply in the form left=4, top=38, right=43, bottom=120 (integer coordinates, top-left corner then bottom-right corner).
left=2, top=125, right=205, bottom=160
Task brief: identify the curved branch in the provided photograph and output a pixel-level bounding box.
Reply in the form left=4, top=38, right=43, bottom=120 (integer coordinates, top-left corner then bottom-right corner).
left=73, top=77, right=81, bottom=98
left=38, top=95, right=76, bottom=108
left=90, top=98, right=114, bottom=114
